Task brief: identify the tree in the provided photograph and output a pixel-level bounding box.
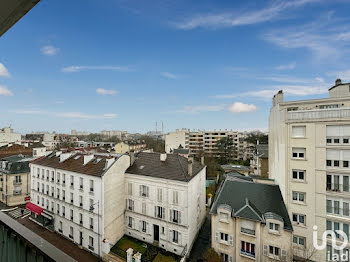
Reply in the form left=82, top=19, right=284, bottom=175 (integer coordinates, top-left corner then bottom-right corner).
left=216, top=137, right=235, bottom=164
left=204, top=248, right=221, bottom=262
left=139, top=135, right=165, bottom=153
left=245, top=131, right=268, bottom=144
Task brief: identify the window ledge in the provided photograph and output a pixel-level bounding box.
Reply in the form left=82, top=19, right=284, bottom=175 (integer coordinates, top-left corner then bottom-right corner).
left=292, top=201, right=307, bottom=206
left=291, top=179, right=306, bottom=184
left=291, top=158, right=307, bottom=161
left=291, top=137, right=307, bottom=139
left=293, top=223, right=307, bottom=228
left=268, top=230, right=281, bottom=236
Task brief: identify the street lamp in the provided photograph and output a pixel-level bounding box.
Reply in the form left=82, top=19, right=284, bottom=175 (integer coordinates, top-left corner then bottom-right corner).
left=90, top=201, right=101, bottom=262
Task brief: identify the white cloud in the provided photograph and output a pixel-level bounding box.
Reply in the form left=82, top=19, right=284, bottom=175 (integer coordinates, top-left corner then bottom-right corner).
left=96, top=88, right=118, bottom=95
left=161, top=72, right=178, bottom=79
left=275, top=62, right=296, bottom=70
left=229, top=102, right=257, bottom=113
left=0, top=85, right=13, bottom=96
left=328, top=70, right=350, bottom=82
left=178, top=105, right=226, bottom=114
left=173, top=0, right=318, bottom=30
left=40, top=45, right=60, bottom=56
left=0, top=63, right=10, bottom=77
left=62, top=65, right=132, bottom=73
left=262, top=14, right=350, bottom=60
left=12, top=109, right=117, bottom=119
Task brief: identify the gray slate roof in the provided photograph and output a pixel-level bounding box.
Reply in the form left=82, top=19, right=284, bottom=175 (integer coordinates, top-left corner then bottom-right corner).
left=0, top=155, right=31, bottom=174
left=211, top=177, right=292, bottom=231
left=126, top=152, right=205, bottom=182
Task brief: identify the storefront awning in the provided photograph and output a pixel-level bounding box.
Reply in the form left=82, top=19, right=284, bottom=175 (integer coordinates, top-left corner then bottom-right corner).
left=25, top=202, right=43, bottom=216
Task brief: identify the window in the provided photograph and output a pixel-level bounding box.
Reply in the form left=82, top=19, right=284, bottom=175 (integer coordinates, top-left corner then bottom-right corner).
left=70, top=175, right=74, bottom=187
left=292, top=126, right=306, bottom=138
left=155, top=206, right=164, bottom=219
left=57, top=204, right=60, bottom=214
left=59, top=221, right=63, bottom=233
left=334, top=160, right=340, bottom=167
left=157, top=188, right=162, bottom=202
left=142, top=221, right=147, bottom=232
left=79, top=196, right=83, bottom=207
left=344, top=161, right=349, bottom=168
left=62, top=206, right=65, bottom=216
left=172, top=230, right=179, bottom=243
left=79, top=213, right=83, bottom=224
left=90, top=180, right=94, bottom=192
left=269, top=223, right=280, bottom=233
left=51, top=171, right=54, bottom=181
left=79, top=177, right=83, bottom=189
left=127, top=199, right=134, bottom=211
left=69, top=226, right=74, bottom=239
left=293, top=235, right=306, bottom=247
left=327, top=138, right=332, bottom=144
left=320, top=104, right=339, bottom=109
left=220, top=212, right=228, bottom=222
left=292, top=148, right=305, bottom=159
left=63, top=173, right=66, bottom=184
left=128, top=216, right=133, bottom=228
left=344, top=138, right=349, bottom=144
left=142, top=202, right=146, bottom=215
left=51, top=186, right=54, bottom=196
left=292, top=213, right=306, bottom=225
left=172, top=210, right=180, bottom=223
left=57, top=188, right=60, bottom=198
left=89, top=199, right=94, bottom=210
left=70, top=209, right=73, bottom=220
left=327, top=160, right=332, bottom=167
left=220, top=232, right=228, bottom=242
left=14, top=175, right=21, bottom=183
left=90, top=217, right=94, bottom=229
left=334, top=138, right=340, bottom=143
left=241, top=241, right=255, bottom=258
left=57, top=172, right=60, bottom=183
left=292, top=191, right=305, bottom=203
left=292, top=170, right=305, bottom=181
left=70, top=192, right=74, bottom=204
left=173, top=191, right=179, bottom=205
left=127, top=183, right=132, bottom=195
left=62, top=190, right=65, bottom=200
left=327, top=200, right=332, bottom=213
left=89, top=236, right=94, bottom=250
left=140, top=185, right=149, bottom=197
left=269, top=246, right=280, bottom=256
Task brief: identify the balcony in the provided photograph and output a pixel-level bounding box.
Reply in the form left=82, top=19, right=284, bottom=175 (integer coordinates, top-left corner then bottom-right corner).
left=13, top=181, right=21, bottom=185
left=327, top=206, right=350, bottom=217
left=327, top=183, right=349, bottom=193
left=288, top=108, right=350, bottom=122
left=241, top=250, right=255, bottom=258
left=241, top=228, right=256, bottom=236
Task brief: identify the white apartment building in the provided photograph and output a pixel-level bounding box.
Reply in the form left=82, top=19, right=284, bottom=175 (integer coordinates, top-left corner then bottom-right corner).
left=0, top=127, right=21, bottom=147
left=269, top=79, right=350, bottom=261
left=28, top=152, right=130, bottom=257
left=211, top=176, right=293, bottom=262
left=124, top=152, right=206, bottom=257
left=166, top=129, right=253, bottom=161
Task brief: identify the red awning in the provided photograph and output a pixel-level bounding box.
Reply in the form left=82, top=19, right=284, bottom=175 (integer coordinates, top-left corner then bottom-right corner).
left=25, top=202, right=43, bottom=216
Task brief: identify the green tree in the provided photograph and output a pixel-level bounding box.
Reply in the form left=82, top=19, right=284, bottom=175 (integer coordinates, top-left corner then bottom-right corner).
left=244, top=131, right=268, bottom=144
left=216, top=137, right=235, bottom=164
left=204, top=248, right=221, bottom=262
left=139, top=135, right=165, bottom=153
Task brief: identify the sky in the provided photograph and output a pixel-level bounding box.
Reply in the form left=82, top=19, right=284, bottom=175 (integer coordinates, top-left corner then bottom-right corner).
left=1, top=0, right=350, bottom=134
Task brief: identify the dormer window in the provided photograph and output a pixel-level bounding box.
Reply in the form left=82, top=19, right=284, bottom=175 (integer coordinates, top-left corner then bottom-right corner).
left=220, top=212, right=228, bottom=222
left=269, top=223, right=280, bottom=233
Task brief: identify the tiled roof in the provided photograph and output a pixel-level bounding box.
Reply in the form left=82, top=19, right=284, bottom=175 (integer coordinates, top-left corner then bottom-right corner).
left=31, top=152, right=117, bottom=177
left=0, top=144, right=33, bottom=159
left=126, top=152, right=205, bottom=182
left=211, top=177, right=292, bottom=231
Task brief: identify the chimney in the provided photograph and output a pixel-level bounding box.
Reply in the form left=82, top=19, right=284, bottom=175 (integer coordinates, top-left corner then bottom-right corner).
left=130, top=150, right=135, bottom=165
left=335, top=79, right=342, bottom=86
left=201, top=156, right=205, bottom=165
left=160, top=153, right=167, bottom=162
left=188, top=156, right=194, bottom=176
left=273, top=90, right=284, bottom=106
left=83, top=154, right=94, bottom=165
left=60, top=152, right=72, bottom=162
left=105, top=157, right=115, bottom=170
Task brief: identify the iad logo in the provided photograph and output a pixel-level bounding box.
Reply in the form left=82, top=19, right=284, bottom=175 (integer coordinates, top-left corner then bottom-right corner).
left=313, top=225, right=349, bottom=261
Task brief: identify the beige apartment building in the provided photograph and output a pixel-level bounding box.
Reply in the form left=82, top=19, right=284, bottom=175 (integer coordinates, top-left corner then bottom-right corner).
left=0, top=155, right=32, bottom=206
left=166, top=129, right=253, bottom=161
left=269, top=79, right=350, bottom=261
left=211, top=175, right=293, bottom=262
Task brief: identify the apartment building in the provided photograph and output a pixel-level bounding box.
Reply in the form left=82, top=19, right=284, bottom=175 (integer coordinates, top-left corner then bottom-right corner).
left=0, top=155, right=32, bottom=206
left=166, top=129, right=253, bottom=161
left=0, top=127, right=21, bottom=147
left=269, top=79, right=350, bottom=261
left=114, top=141, right=147, bottom=154
left=28, top=152, right=130, bottom=257
left=211, top=176, right=293, bottom=262
left=250, top=144, right=269, bottom=177
left=124, top=152, right=206, bottom=257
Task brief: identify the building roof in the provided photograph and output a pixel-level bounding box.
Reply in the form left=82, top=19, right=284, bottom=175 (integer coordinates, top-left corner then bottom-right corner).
left=221, top=164, right=250, bottom=172
left=0, top=155, right=31, bottom=174
left=0, top=144, right=33, bottom=159
left=173, top=145, right=189, bottom=154
left=211, top=177, right=292, bottom=231
left=31, top=152, right=118, bottom=177
left=126, top=152, right=205, bottom=182
left=226, top=171, right=253, bottom=182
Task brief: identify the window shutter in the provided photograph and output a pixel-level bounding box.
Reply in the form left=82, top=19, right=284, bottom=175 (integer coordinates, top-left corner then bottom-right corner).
left=170, top=210, right=172, bottom=221
left=169, top=230, right=172, bottom=242
left=154, top=206, right=157, bottom=217
left=263, top=245, right=268, bottom=256
left=139, top=221, right=142, bottom=231
left=229, top=256, right=233, bottom=262
left=229, top=235, right=233, bottom=246
left=179, top=212, right=182, bottom=224
left=162, top=207, right=165, bottom=219
left=215, top=232, right=219, bottom=242
left=139, top=185, right=142, bottom=196
left=281, top=250, right=287, bottom=261
left=172, top=191, right=175, bottom=204
left=178, top=232, right=181, bottom=245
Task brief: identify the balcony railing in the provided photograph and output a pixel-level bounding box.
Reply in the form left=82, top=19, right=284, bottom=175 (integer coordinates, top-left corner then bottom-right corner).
left=240, top=250, right=255, bottom=258
left=288, top=108, right=350, bottom=121
left=326, top=206, right=350, bottom=217
left=241, top=228, right=256, bottom=236
left=327, top=183, right=349, bottom=193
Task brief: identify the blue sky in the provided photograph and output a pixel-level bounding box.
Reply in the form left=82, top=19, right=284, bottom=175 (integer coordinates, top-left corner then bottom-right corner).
left=1, top=0, right=350, bottom=134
